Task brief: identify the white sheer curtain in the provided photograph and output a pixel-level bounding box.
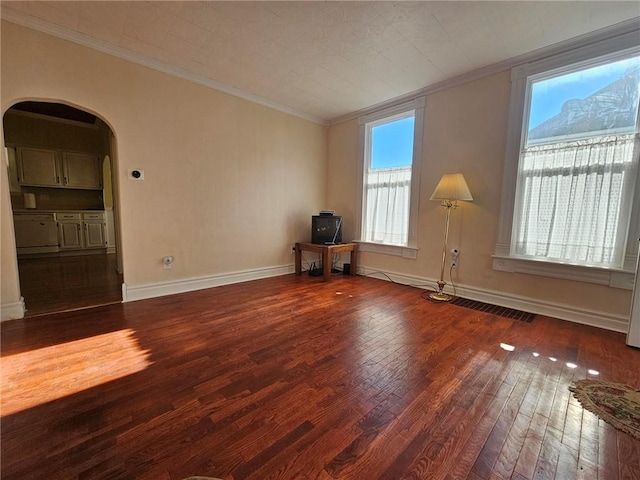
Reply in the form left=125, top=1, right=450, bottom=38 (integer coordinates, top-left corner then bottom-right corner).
left=364, top=166, right=411, bottom=245
left=514, top=134, right=638, bottom=267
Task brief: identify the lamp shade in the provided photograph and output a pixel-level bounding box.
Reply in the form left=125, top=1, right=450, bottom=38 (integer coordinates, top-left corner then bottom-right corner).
left=430, top=173, right=473, bottom=201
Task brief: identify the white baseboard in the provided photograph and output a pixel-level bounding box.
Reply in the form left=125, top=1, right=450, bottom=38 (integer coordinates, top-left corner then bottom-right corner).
left=1, top=297, right=25, bottom=321
left=358, top=266, right=629, bottom=333
left=7, top=261, right=627, bottom=333
left=123, top=264, right=295, bottom=303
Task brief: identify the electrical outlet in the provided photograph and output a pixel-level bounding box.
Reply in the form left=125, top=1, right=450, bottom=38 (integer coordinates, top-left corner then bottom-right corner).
left=291, top=245, right=296, bottom=254
left=451, top=248, right=459, bottom=268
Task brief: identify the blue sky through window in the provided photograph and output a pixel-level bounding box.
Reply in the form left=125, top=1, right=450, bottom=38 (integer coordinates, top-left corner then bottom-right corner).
left=371, top=116, right=415, bottom=169
left=528, top=56, right=640, bottom=130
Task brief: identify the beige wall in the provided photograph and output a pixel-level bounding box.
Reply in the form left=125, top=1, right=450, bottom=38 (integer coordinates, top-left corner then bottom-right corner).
left=1, top=21, right=326, bottom=305
left=2, top=21, right=631, bottom=323
left=327, top=71, right=632, bottom=318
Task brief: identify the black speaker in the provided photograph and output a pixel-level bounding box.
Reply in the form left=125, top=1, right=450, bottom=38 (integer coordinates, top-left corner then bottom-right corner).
left=343, top=263, right=350, bottom=275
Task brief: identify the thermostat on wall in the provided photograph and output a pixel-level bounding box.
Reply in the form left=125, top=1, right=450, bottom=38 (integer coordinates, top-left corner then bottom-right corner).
left=128, top=169, right=144, bottom=180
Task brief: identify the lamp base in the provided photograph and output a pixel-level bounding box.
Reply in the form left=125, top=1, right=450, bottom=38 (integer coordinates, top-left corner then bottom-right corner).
left=428, top=280, right=452, bottom=302
left=428, top=291, right=453, bottom=302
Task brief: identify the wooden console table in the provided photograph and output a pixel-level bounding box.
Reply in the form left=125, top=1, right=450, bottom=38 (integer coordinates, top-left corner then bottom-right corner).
left=295, top=242, right=358, bottom=282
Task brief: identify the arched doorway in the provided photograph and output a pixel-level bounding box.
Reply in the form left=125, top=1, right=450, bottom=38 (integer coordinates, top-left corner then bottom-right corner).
left=4, top=101, right=122, bottom=316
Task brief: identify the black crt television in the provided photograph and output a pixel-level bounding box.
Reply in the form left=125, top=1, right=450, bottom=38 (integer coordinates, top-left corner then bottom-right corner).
left=311, top=215, right=343, bottom=244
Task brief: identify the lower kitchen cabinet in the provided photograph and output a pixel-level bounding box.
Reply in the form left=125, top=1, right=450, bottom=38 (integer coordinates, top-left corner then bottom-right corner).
left=56, top=212, right=106, bottom=251
left=84, top=220, right=106, bottom=248
left=58, top=220, right=84, bottom=250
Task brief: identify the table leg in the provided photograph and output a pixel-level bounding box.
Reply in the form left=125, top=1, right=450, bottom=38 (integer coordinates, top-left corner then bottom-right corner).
left=350, top=247, right=357, bottom=276
left=295, top=243, right=302, bottom=276
left=323, top=247, right=331, bottom=282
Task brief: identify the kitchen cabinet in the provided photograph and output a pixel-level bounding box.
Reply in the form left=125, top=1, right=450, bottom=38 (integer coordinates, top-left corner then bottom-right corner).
left=57, top=214, right=83, bottom=250
left=57, top=212, right=106, bottom=251
left=16, top=147, right=102, bottom=190
left=16, top=147, right=59, bottom=187
left=83, top=212, right=106, bottom=248
left=6, top=147, right=22, bottom=193
left=62, top=152, right=102, bottom=189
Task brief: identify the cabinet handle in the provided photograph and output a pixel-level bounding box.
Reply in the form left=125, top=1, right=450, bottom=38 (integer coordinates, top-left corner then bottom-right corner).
left=56, top=176, right=60, bottom=184
left=64, top=176, right=68, bottom=184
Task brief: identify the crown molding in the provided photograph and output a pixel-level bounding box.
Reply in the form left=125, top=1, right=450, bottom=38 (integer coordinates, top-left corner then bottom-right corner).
left=330, top=16, right=640, bottom=126
left=0, top=9, right=327, bottom=126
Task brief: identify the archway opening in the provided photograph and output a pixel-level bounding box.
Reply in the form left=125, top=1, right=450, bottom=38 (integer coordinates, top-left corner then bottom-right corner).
left=4, top=101, right=122, bottom=316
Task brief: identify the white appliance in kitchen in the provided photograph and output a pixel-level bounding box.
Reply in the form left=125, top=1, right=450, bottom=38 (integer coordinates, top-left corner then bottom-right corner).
left=13, top=213, right=59, bottom=255
left=628, top=240, right=640, bottom=348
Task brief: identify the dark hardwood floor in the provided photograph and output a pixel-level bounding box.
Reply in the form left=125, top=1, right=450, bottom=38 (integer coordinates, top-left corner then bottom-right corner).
left=17, top=253, right=122, bottom=317
left=1, top=274, right=639, bottom=479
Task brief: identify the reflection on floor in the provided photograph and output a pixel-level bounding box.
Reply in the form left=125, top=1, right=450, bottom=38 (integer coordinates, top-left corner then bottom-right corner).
left=18, top=253, right=122, bottom=317
left=2, top=275, right=639, bottom=478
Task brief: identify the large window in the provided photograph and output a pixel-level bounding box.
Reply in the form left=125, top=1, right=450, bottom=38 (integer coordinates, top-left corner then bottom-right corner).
left=357, top=98, right=424, bottom=255
left=495, top=33, right=640, bottom=287
left=513, top=54, right=640, bottom=268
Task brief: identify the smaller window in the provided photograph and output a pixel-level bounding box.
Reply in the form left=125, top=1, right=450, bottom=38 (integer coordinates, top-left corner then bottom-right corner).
left=357, top=98, right=424, bottom=255
left=363, top=112, right=415, bottom=246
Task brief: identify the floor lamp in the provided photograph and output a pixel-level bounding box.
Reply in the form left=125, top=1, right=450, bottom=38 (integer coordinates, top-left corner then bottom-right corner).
left=429, top=173, right=473, bottom=302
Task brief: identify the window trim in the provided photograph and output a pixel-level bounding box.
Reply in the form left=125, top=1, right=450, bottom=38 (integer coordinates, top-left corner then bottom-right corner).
left=356, top=97, right=425, bottom=257
left=494, top=31, right=640, bottom=289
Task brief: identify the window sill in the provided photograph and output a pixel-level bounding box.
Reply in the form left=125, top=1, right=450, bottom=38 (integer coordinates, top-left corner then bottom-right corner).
left=492, top=253, right=635, bottom=290
left=354, top=241, right=418, bottom=259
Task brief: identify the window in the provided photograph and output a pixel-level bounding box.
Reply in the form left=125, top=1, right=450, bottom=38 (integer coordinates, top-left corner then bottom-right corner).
left=357, top=98, right=424, bottom=256
left=364, top=112, right=414, bottom=245
left=495, top=32, right=640, bottom=287
left=513, top=54, right=640, bottom=268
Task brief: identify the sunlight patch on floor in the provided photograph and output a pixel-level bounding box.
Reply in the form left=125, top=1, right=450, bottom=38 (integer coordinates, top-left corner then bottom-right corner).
left=1, top=329, right=151, bottom=416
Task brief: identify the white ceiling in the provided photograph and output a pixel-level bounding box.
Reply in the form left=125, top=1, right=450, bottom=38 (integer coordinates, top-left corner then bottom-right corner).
left=2, top=1, right=639, bottom=123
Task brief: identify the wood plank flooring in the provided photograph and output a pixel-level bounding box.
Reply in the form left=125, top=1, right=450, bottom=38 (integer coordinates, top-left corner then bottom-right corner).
left=17, top=253, right=122, bottom=317
left=1, top=274, right=639, bottom=479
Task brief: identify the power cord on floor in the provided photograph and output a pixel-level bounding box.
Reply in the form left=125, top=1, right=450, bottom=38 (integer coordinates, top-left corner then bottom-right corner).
left=301, top=252, right=343, bottom=276
left=449, top=264, right=457, bottom=298
left=361, top=269, right=441, bottom=293
left=310, top=255, right=458, bottom=300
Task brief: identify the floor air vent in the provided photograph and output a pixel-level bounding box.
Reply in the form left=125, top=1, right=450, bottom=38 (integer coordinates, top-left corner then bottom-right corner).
left=449, top=297, right=536, bottom=323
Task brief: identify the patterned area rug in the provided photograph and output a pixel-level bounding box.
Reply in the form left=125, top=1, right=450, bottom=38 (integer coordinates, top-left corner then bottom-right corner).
left=569, top=379, right=640, bottom=440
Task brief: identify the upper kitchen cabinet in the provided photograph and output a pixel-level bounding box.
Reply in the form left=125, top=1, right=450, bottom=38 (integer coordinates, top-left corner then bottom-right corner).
left=62, top=152, right=102, bottom=189
left=16, top=146, right=102, bottom=190
left=16, top=147, right=59, bottom=187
